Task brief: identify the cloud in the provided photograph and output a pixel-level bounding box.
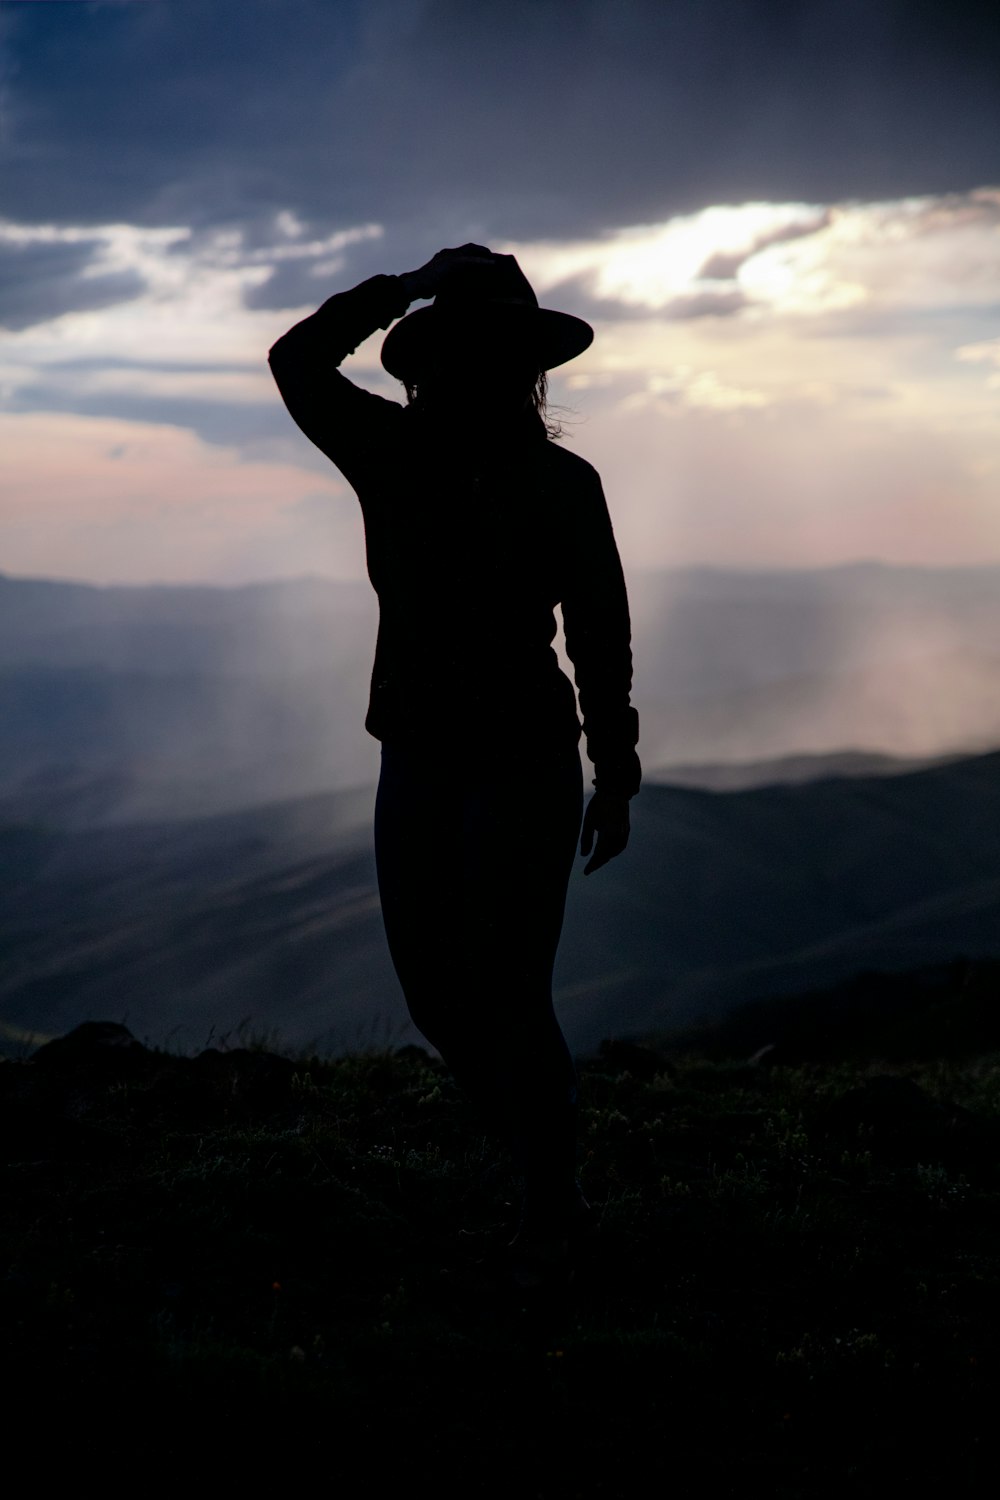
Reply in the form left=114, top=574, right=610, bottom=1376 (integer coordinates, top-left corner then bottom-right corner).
left=0, top=409, right=366, bottom=587
left=503, top=190, right=1000, bottom=326
left=573, top=382, right=1000, bottom=572
left=657, top=290, right=748, bottom=321
left=957, top=339, right=1000, bottom=365
left=0, top=212, right=398, bottom=456
left=0, top=214, right=383, bottom=334
left=623, top=369, right=770, bottom=412
left=241, top=223, right=384, bottom=312
left=697, top=213, right=833, bottom=282
left=956, top=338, right=1000, bottom=390
left=540, top=272, right=748, bottom=324
left=2, top=184, right=998, bottom=582
left=3, top=0, right=1000, bottom=253
left=495, top=204, right=824, bottom=322
left=0, top=234, right=147, bottom=331
left=3, top=3, right=998, bottom=587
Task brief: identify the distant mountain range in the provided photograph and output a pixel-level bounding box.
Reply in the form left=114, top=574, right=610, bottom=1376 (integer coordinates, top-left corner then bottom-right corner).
left=3, top=563, right=1000, bottom=822
left=3, top=746, right=998, bottom=1059
left=559, top=746, right=1000, bottom=1048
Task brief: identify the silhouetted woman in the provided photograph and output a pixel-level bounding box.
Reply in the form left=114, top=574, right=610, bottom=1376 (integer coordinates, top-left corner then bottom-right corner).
left=268, top=244, right=641, bottom=1284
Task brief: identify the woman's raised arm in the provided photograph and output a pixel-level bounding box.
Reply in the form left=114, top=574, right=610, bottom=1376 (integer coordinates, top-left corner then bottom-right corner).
left=267, top=273, right=412, bottom=489
left=267, top=248, right=498, bottom=488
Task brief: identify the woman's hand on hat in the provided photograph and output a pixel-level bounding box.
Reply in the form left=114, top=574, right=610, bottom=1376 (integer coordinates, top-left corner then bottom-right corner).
left=579, top=790, right=630, bottom=875
left=399, top=244, right=496, bottom=301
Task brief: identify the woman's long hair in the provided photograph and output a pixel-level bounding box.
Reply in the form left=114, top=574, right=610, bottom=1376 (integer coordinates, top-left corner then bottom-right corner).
left=402, top=368, right=566, bottom=441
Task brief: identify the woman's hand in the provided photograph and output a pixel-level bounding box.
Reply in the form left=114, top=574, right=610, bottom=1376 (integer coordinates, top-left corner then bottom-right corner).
left=399, top=243, right=496, bottom=302
left=579, top=790, right=630, bottom=875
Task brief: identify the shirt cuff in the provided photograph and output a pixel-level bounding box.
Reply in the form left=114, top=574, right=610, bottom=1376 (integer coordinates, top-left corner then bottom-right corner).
left=592, top=747, right=642, bottom=799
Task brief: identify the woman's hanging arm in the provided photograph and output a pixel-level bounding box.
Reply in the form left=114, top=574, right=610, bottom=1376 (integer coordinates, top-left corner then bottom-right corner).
left=561, top=466, right=642, bottom=801
left=267, top=273, right=413, bottom=484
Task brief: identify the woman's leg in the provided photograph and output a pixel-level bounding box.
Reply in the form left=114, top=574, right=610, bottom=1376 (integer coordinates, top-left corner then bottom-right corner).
left=373, top=737, right=585, bottom=1212
left=373, top=741, right=463, bottom=1052
left=374, top=741, right=503, bottom=1118
left=460, top=742, right=584, bottom=1214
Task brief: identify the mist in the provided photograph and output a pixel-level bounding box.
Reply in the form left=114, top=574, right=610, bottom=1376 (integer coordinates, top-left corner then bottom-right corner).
left=3, top=562, right=1000, bottom=828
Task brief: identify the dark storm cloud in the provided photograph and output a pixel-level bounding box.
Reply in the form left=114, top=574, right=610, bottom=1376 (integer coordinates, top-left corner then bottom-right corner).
left=0, top=238, right=147, bottom=331
left=3, top=0, right=999, bottom=263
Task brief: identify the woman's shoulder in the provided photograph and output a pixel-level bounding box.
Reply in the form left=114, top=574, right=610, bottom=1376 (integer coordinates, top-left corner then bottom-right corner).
left=539, top=438, right=601, bottom=489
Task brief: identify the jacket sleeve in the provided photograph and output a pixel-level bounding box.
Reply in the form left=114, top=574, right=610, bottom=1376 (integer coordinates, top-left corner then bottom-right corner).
left=561, top=465, right=642, bottom=799
left=267, top=273, right=412, bottom=488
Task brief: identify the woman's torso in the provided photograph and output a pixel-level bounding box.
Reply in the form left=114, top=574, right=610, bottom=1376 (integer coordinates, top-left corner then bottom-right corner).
left=357, top=405, right=582, bottom=750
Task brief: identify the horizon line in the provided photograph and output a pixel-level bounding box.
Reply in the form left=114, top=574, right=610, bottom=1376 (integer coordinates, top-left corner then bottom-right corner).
left=5, top=557, right=1000, bottom=592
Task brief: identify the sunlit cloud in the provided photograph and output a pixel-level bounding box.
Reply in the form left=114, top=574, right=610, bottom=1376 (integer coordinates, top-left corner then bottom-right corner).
left=2, top=190, right=999, bottom=582
left=0, top=213, right=383, bottom=369
left=618, top=368, right=770, bottom=413
left=501, top=189, right=1000, bottom=320
left=502, top=202, right=828, bottom=309
left=956, top=337, right=1000, bottom=391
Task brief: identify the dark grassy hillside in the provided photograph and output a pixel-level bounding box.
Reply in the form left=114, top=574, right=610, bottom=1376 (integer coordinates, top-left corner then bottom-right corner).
left=659, top=957, right=1000, bottom=1065
left=3, top=995, right=999, bottom=1493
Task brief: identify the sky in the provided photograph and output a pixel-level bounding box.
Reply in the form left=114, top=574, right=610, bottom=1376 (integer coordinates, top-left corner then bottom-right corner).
left=1, top=0, right=999, bottom=586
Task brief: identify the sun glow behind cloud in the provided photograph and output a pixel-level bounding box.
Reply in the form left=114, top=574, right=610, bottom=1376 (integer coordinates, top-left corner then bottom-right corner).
left=502, top=201, right=830, bottom=309
left=503, top=189, right=1000, bottom=317
left=1, top=193, right=998, bottom=583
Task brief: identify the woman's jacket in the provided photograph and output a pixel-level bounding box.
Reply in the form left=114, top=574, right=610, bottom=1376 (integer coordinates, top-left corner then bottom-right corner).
left=268, top=273, right=641, bottom=800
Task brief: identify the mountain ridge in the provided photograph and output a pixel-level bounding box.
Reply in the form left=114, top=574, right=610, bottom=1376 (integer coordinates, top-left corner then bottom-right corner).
left=4, top=745, right=999, bottom=1059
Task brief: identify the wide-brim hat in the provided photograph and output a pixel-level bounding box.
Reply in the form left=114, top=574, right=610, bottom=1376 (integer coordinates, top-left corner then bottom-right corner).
left=381, top=252, right=594, bottom=381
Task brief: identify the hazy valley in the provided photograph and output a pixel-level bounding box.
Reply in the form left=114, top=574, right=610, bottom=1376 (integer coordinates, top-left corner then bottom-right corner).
left=3, top=563, right=999, bottom=1059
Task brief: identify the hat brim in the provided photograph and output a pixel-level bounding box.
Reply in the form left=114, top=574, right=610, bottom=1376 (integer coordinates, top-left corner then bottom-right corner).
left=380, top=304, right=594, bottom=381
